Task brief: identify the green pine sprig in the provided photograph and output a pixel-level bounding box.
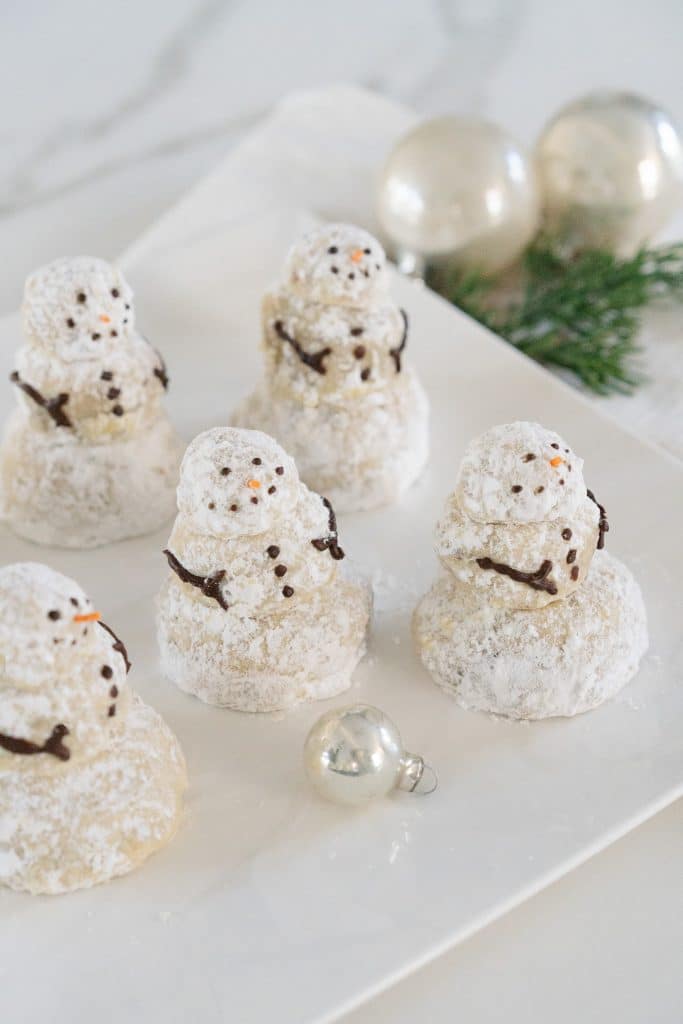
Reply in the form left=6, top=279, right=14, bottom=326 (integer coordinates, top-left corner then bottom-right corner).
left=427, top=242, right=683, bottom=395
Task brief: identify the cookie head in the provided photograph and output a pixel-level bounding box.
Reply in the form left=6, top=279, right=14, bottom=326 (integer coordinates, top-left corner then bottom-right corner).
left=0, top=563, right=128, bottom=763
left=284, top=223, right=389, bottom=306
left=22, top=257, right=135, bottom=361
left=177, top=427, right=300, bottom=538
left=455, top=422, right=586, bottom=524
left=0, top=563, right=102, bottom=684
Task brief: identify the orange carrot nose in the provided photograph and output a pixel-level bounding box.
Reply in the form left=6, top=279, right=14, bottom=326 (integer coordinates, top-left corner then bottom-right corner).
left=99, top=314, right=111, bottom=323
left=246, top=479, right=261, bottom=489
left=350, top=249, right=364, bottom=263
left=549, top=455, right=563, bottom=467
left=73, top=610, right=101, bottom=623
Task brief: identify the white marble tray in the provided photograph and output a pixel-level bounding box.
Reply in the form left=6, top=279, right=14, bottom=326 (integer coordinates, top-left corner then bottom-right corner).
left=1, top=176, right=682, bottom=1024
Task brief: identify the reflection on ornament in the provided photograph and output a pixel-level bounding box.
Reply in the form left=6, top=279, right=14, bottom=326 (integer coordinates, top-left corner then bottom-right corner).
left=536, top=91, right=683, bottom=255
left=377, top=116, right=540, bottom=276
left=303, top=703, right=436, bottom=806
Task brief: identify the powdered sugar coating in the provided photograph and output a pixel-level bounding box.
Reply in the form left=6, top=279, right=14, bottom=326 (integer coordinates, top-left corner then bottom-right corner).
left=284, top=223, right=389, bottom=307
left=455, top=422, right=586, bottom=524
left=414, top=551, right=648, bottom=719
left=176, top=427, right=299, bottom=539
left=22, top=257, right=135, bottom=362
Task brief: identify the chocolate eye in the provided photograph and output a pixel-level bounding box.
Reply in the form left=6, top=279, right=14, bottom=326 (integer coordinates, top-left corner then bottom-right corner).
left=511, top=485, right=523, bottom=493
left=327, top=246, right=338, bottom=254
left=110, top=329, right=118, bottom=337
left=208, top=502, right=215, bottom=509
left=363, top=248, right=371, bottom=254
left=275, top=466, right=284, bottom=475
left=91, top=332, right=101, bottom=340
left=70, top=597, right=79, bottom=607
left=66, top=317, right=75, bottom=328
left=268, top=485, right=276, bottom=494
left=111, top=288, right=119, bottom=298
left=252, top=457, right=262, bottom=465
left=348, top=273, right=355, bottom=280
left=221, top=467, right=231, bottom=476
left=77, top=292, right=86, bottom=303
left=47, top=609, right=61, bottom=621
left=230, top=504, right=238, bottom=511
left=330, top=266, right=339, bottom=274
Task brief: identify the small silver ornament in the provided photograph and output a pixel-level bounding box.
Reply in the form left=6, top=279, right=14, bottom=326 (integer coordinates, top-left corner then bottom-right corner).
left=377, top=115, right=540, bottom=276
left=303, top=703, right=436, bottom=806
left=536, top=91, right=683, bottom=255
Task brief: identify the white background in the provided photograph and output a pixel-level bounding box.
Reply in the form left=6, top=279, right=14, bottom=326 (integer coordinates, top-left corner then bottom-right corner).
left=2, top=2, right=682, bottom=1021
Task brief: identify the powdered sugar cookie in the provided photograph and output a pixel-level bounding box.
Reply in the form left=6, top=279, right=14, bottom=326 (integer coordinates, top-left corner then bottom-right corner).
left=414, top=421, right=647, bottom=718
left=0, top=257, right=183, bottom=547
left=157, top=426, right=371, bottom=711
left=232, top=223, right=429, bottom=512
left=0, top=563, right=186, bottom=894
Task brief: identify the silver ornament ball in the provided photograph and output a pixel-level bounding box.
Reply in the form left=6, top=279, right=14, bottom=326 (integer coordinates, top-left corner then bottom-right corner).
left=536, top=91, right=683, bottom=254
left=304, top=704, right=432, bottom=806
left=377, top=115, right=540, bottom=276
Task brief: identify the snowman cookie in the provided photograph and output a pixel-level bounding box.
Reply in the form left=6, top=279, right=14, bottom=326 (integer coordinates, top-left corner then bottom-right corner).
left=0, top=257, right=183, bottom=547
left=232, top=223, right=429, bottom=512
left=157, top=426, right=371, bottom=711
left=0, top=563, right=186, bottom=894
left=414, top=422, right=648, bottom=718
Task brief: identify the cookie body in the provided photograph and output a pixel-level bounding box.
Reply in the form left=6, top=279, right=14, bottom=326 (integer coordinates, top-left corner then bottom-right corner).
left=1, top=407, right=181, bottom=548
left=414, top=551, right=648, bottom=719
left=0, top=695, right=186, bottom=894
left=158, top=565, right=371, bottom=711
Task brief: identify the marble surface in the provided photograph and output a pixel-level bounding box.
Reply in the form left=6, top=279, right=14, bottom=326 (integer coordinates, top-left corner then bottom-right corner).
left=1, top=2, right=682, bottom=1021
left=3, top=0, right=682, bottom=312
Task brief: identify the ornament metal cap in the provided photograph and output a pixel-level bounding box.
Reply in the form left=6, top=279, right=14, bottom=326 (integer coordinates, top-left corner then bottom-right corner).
left=303, top=703, right=437, bottom=806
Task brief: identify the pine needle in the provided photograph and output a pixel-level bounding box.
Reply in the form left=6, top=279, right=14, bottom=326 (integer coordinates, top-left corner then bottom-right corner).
left=427, top=242, right=683, bottom=395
